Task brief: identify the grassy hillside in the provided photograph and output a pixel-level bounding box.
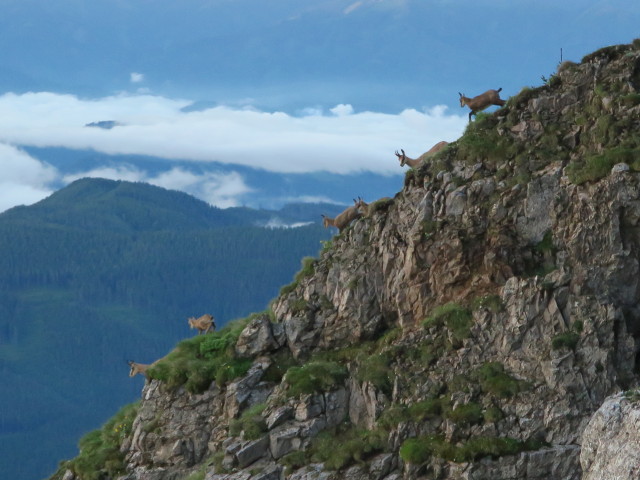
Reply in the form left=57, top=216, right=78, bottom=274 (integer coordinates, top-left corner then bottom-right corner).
left=0, top=178, right=340, bottom=480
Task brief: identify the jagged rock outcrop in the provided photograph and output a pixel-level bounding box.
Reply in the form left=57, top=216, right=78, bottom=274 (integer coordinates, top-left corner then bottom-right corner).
left=580, top=392, right=640, bottom=480
left=51, top=40, right=640, bottom=480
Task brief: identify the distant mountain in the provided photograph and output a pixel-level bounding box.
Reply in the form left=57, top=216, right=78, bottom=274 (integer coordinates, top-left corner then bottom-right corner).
left=85, top=121, right=121, bottom=129
left=0, top=178, right=341, bottom=480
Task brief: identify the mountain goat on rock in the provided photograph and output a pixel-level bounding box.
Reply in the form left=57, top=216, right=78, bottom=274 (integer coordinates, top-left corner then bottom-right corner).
left=188, top=313, right=216, bottom=335
left=322, top=202, right=362, bottom=233
left=395, top=141, right=449, bottom=168
left=127, top=360, right=153, bottom=379
left=459, top=88, right=506, bottom=121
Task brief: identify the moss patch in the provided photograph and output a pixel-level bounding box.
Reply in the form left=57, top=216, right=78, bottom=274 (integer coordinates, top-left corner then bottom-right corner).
left=310, top=425, right=387, bottom=471
left=50, top=402, right=139, bottom=480
left=423, top=302, right=473, bottom=347
left=148, top=317, right=251, bottom=393
left=229, top=403, right=267, bottom=440
left=400, top=434, right=541, bottom=464
left=551, top=331, right=580, bottom=350
left=473, top=362, right=528, bottom=398
left=284, top=360, right=348, bottom=397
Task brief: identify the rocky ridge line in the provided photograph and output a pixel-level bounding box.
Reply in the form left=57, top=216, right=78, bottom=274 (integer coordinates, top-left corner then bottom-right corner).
left=51, top=40, right=640, bottom=480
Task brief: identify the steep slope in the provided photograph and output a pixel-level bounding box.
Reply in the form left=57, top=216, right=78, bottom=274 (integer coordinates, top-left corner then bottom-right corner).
left=50, top=40, right=640, bottom=480
left=0, top=178, right=341, bottom=480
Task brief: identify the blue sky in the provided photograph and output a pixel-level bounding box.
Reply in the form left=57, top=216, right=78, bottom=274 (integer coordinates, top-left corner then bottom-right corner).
left=0, top=0, right=638, bottom=212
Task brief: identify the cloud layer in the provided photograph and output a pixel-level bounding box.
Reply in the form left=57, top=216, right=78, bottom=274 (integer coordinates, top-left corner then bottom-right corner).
left=0, top=143, right=57, bottom=212
left=0, top=91, right=468, bottom=212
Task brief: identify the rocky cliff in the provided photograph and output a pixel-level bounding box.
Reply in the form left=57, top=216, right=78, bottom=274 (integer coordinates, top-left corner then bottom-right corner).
left=50, top=40, right=640, bottom=480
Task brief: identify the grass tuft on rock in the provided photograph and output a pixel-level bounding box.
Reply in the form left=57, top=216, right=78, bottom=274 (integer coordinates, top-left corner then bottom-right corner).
left=400, top=434, right=540, bottom=464
left=50, top=402, right=139, bottom=480
left=284, top=360, right=348, bottom=397
left=423, top=302, right=473, bottom=347
left=148, top=317, right=251, bottom=393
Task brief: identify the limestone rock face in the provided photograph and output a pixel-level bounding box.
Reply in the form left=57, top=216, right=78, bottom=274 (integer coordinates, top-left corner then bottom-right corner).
left=580, top=393, right=640, bottom=480
left=235, top=313, right=284, bottom=358
left=52, top=41, right=640, bottom=480
left=124, top=380, right=225, bottom=476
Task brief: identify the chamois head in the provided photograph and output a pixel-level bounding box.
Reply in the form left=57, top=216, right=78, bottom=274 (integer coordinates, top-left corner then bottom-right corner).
left=395, top=149, right=407, bottom=167
left=127, top=360, right=148, bottom=378
left=458, top=92, right=466, bottom=108
left=354, top=196, right=367, bottom=212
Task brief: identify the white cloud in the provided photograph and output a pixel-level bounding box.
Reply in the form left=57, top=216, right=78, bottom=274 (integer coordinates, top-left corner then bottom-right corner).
left=330, top=104, right=354, bottom=116
left=0, top=91, right=467, bottom=176
left=130, top=72, right=145, bottom=83
left=262, top=218, right=314, bottom=229
left=63, top=165, right=147, bottom=184
left=0, top=183, right=53, bottom=213
left=344, top=2, right=364, bottom=14
left=62, top=165, right=253, bottom=209
left=149, top=169, right=253, bottom=208
left=280, top=195, right=344, bottom=205
left=298, top=106, right=324, bottom=117
left=0, top=91, right=469, bottom=212
left=344, top=0, right=407, bottom=14
left=0, top=144, right=57, bottom=211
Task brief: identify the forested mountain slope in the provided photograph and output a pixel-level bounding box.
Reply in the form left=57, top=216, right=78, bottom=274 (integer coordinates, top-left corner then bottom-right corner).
left=48, top=40, right=640, bottom=480
left=0, top=178, right=341, bottom=480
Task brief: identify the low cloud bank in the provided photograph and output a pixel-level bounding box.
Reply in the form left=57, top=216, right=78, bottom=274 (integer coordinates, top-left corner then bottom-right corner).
left=0, top=91, right=467, bottom=212
left=0, top=144, right=57, bottom=212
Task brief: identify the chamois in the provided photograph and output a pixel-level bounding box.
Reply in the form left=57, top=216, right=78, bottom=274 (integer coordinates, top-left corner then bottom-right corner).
left=188, top=313, right=216, bottom=335
left=128, top=360, right=152, bottom=379
left=395, top=141, right=448, bottom=168
left=321, top=202, right=361, bottom=232
left=355, top=196, right=393, bottom=217
left=354, top=197, right=370, bottom=216
left=395, top=149, right=420, bottom=168
left=459, top=88, right=506, bottom=121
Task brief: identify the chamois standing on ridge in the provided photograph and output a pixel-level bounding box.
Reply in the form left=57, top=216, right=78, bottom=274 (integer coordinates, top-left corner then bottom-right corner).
left=395, top=141, right=449, bottom=168
left=355, top=196, right=393, bottom=218
left=322, top=202, right=361, bottom=232
left=459, top=88, right=506, bottom=121
left=188, top=313, right=216, bottom=335
left=127, top=360, right=153, bottom=379
left=354, top=197, right=371, bottom=216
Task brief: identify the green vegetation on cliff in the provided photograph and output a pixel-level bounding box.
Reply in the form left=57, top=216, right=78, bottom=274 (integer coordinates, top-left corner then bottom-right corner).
left=148, top=317, right=253, bottom=393
left=50, top=403, right=139, bottom=480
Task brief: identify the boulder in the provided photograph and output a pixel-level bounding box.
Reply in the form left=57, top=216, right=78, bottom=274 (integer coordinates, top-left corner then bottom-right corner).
left=235, top=436, right=270, bottom=468
left=581, top=392, right=640, bottom=480
left=235, top=313, right=283, bottom=357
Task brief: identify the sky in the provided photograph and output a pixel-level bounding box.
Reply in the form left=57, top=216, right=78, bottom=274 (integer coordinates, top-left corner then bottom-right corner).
left=0, top=0, right=638, bottom=212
